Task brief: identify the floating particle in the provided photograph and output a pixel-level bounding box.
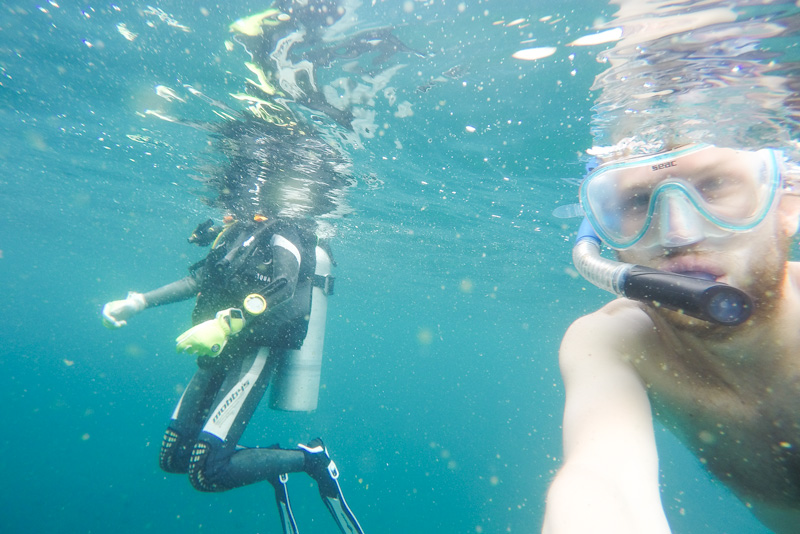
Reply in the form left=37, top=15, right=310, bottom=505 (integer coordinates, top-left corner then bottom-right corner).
left=116, top=23, right=137, bottom=41
left=568, top=27, right=623, bottom=46
left=552, top=203, right=583, bottom=219
left=144, top=6, right=191, bottom=32
left=512, top=47, right=557, bottom=61
left=229, top=8, right=284, bottom=36
left=155, top=85, right=186, bottom=102
left=417, top=327, right=433, bottom=346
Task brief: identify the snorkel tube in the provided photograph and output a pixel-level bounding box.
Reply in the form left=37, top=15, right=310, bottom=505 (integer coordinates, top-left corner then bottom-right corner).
left=573, top=218, right=753, bottom=326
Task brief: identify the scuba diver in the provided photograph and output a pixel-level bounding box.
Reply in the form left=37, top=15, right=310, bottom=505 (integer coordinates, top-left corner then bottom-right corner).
left=101, top=214, right=364, bottom=534
left=102, top=2, right=407, bottom=530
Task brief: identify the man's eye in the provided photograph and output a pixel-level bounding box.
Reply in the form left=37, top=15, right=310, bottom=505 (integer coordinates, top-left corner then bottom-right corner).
left=698, top=176, right=736, bottom=203
left=699, top=175, right=725, bottom=190
left=624, top=192, right=651, bottom=212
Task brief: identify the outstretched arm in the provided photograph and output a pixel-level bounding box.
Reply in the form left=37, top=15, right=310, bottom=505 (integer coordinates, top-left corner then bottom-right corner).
left=543, top=305, right=671, bottom=534
left=102, top=275, right=200, bottom=329
left=140, top=276, right=200, bottom=308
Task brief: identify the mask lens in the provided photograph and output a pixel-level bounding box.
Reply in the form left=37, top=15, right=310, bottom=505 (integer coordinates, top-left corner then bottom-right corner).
left=692, top=150, right=772, bottom=223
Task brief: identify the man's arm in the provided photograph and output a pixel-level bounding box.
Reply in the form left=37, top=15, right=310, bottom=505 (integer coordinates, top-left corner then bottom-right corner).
left=543, top=303, right=671, bottom=534
left=140, top=276, right=200, bottom=308
left=102, top=275, right=200, bottom=328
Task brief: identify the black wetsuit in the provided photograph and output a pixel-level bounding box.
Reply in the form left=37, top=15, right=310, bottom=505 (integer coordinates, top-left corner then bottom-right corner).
left=147, top=218, right=320, bottom=492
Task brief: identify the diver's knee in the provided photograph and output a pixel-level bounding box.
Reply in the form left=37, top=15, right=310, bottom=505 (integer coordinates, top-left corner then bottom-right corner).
left=188, top=441, right=227, bottom=492
left=159, top=428, right=186, bottom=474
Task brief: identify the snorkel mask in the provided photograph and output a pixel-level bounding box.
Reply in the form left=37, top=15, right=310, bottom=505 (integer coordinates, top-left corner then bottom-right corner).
left=571, top=144, right=782, bottom=325
left=580, top=145, right=781, bottom=250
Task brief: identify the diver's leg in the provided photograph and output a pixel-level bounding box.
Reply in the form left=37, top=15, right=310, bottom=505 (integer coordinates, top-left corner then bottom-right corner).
left=187, top=346, right=306, bottom=492
left=160, top=357, right=225, bottom=473
left=300, top=438, right=366, bottom=534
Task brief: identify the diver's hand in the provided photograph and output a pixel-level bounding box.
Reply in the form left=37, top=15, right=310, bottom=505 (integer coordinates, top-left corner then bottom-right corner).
left=102, top=292, right=146, bottom=329
left=176, top=308, right=245, bottom=357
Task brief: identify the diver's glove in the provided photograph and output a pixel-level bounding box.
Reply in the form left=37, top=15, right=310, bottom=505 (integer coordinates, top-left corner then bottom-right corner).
left=102, top=292, right=147, bottom=329
left=175, top=308, right=245, bottom=357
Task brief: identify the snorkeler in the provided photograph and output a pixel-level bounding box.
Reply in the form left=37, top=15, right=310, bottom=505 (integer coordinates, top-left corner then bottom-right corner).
left=542, top=144, right=800, bottom=533
left=102, top=214, right=363, bottom=534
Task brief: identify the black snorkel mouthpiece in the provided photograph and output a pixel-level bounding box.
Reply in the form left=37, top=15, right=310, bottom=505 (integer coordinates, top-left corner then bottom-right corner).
left=572, top=218, right=753, bottom=326
left=621, top=266, right=752, bottom=326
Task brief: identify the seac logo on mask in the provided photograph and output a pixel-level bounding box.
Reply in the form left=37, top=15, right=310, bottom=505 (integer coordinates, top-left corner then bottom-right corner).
left=651, top=161, right=677, bottom=171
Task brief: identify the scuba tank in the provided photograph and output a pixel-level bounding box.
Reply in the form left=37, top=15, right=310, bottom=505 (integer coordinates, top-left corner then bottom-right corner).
left=269, top=245, right=333, bottom=411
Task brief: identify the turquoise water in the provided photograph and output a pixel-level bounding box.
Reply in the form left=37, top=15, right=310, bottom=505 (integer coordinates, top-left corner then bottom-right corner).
left=0, top=1, right=779, bottom=533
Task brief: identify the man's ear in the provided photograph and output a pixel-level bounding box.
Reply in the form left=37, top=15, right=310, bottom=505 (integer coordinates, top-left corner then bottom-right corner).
left=778, top=192, right=800, bottom=237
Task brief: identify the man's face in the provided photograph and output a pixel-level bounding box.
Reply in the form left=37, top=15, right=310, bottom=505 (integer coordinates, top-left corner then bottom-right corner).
left=587, top=146, right=800, bottom=328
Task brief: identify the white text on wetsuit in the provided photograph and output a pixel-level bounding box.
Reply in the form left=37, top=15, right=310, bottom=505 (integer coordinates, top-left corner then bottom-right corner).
left=212, top=379, right=250, bottom=425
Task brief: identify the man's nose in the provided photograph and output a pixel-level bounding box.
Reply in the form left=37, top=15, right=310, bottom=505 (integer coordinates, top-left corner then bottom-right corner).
left=655, top=190, right=705, bottom=248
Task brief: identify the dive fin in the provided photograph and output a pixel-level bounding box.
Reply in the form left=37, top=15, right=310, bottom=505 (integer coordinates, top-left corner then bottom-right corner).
left=299, top=439, right=365, bottom=534
left=269, top=473, right=300, bottom=534
left=319, top=465, right=365, bottom=534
